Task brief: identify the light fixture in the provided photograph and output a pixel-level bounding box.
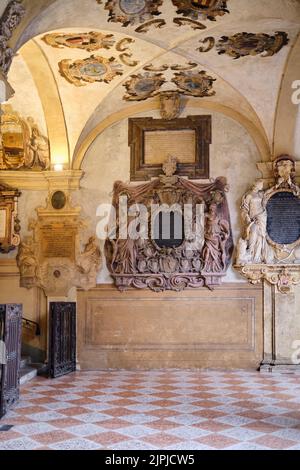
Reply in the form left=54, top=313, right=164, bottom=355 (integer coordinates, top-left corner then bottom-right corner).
left=53, top=163, right=64, bottom=172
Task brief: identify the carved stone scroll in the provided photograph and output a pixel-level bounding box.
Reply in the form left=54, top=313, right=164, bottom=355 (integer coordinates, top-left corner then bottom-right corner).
left=105, top=159, right=233, bottom=292
left=235, top=155, right=300, bottom=294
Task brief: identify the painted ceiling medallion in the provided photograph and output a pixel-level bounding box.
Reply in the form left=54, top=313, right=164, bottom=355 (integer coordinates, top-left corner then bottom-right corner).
left=172, top=0, right=229, bottom=21
left=59, top=56, right=123, bottom=87
left=105, top=0, right=163, bottom=26
left=172, top=70, right=216, bottom=97
left=42, top=32, right=115, bottom=51
left=123, top=72, right=166, bottom=100
left=216, top=32, right=289, bottom=59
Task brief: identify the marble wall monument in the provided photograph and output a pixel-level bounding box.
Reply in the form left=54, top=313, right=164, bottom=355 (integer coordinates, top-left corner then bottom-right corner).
left=105, top=158, right=233, bottom=291
left=17, top=191, right=101, bottom=296
left=235, top=155, right=300, bottom=294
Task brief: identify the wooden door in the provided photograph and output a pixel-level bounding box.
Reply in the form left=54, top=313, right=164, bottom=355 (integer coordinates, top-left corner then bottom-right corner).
left=0, top=304, right=22, bottom=419
left=49, top=302, right=76, bottom=378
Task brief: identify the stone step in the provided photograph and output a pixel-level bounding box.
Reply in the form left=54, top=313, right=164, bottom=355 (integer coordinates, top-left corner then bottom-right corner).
left=20, top=356, right=31, bottom=369
left=20, top=366, right=37, bottom=385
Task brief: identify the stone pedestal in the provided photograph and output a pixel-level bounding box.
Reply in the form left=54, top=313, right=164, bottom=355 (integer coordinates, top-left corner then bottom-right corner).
left=261, top=281, right=300, bottom=371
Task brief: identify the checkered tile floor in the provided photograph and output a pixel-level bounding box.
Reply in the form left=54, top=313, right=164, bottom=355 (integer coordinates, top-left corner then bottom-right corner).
left=1, top=370, right=300, bottom=450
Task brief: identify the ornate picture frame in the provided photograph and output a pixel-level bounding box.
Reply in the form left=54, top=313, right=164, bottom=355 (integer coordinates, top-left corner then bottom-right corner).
left=129, top=116, right=211, bottom=181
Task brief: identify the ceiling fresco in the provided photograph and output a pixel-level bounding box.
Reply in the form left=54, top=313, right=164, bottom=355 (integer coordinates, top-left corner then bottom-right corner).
left=2, top=0, right=299, bottom=163
left=59, top=55, right=124, bottom=86
left=42, top=31, right=116, bottom=51
left=123, top=63, right=216, bottom=101
left=96, top=0, right=230, bottom=33
left=42, top=31, right=140, bottom=86
left=198, top=32, right=289, bottom=58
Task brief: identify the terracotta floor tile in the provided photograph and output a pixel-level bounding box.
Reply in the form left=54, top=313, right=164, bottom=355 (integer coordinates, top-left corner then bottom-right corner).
left=152, top=392, right=180, bottom=399
left=0, top=431, right=23, bottom=441
left=228, top=393, right=256, bottom=400
left=243, top=421, right=282, bottom=433
left=69, top=398, right=99, bottom=405
left=96, top=419, right=133, bottom=430
left=104, top=407, right=137, bottom=417
left=197, top=433, right=240, bottom=449
left=253, top=435, right=297, bottom=449
left=88, top=432, right=129, bottom=446
left=239, top=410, right=272, bottom=420
left=108, top=399, right=138, bottom=406
left=34, top=430, right=75, bottom=445
left=145, top=420, right=180, bottom=431
left=30, top=398, right=58, bottom=405
left=150, top=400, right=181, bottom=408
left=145, top=409, right=179, bottom=418
left=47, top=418, right=82, bottom=428
left=60, top=407, right=90, bottom=416
left=194, top=420, right=232, bottom=432
left=233, top=400, right=259, bottom=409
left=193, top=409, right=226, bottom=419
left=141, top=432, right=182, bottom=447
left=15, top=406, right=46, bottom=415
left=192, top=400, right=220, bottom=408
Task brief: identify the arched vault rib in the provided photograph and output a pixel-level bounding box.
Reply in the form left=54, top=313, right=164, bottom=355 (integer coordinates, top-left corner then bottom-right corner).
left=72, top=98, right=271, bottom=171
left=20, top=39, right=70, bottom=167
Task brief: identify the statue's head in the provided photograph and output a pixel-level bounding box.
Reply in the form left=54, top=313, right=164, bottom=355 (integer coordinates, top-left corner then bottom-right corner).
left=274, top=155, right=295, bottom=181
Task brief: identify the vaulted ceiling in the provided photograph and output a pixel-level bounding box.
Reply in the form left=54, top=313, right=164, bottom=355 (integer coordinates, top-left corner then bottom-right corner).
left=3, top=0, right=300, bottom=168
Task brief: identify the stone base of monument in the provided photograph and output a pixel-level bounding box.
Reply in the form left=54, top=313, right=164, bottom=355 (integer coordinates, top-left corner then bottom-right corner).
left=260, top=362, right=300, bottom=374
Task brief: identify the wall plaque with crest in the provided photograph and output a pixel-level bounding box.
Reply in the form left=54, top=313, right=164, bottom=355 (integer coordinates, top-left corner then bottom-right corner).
left=105, top=157, right=233, bottom=292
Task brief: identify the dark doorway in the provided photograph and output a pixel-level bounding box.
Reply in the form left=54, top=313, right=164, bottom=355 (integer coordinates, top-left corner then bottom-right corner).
left=49, top=302, right=76, bottom=378
left=0, top=304, right=22, bottom=419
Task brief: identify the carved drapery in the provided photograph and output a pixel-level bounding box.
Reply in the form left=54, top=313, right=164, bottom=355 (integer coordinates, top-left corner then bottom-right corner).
left=105, top=160, right=233, bottom=292
left=235, top=155, right=300, bottom=294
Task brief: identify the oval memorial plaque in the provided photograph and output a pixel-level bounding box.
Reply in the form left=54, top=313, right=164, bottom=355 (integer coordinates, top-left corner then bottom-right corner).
left=266, top=192, right=300, bottom=245
left=51, top=191, right=66, bottom=210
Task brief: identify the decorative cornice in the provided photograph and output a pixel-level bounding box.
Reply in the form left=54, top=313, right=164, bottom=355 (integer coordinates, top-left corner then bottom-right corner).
left=235, top=264, right=300, bottom=294
left=257, top=161, right=300, bottom=181
left=0, top=170, right=84, bottom=191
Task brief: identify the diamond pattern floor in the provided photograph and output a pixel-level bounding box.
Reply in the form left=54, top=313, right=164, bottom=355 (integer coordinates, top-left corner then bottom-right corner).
left=0, top=370, right=300, bottom=450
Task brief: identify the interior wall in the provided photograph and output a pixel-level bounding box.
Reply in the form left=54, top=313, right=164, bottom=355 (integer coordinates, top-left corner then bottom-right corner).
left=6, top=54, right=47, bottom=136
left=73, top=107, right=261, bottom=283
left=78, top=284, right=263, bottom=370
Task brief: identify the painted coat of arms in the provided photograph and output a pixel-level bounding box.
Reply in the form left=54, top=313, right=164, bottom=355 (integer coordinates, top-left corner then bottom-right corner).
left=59, top=56, right=123, bottom=86
left=42, top=32, right=115, bottom=51
left=105, top=0, right=163, bottom=26
left=216, top=32, right=289, bottom=59
left=172, top=70, right=216, bottom=97
left=123, top=72, right=166, bottom=100
left=172, top=0, right=229, bottom=21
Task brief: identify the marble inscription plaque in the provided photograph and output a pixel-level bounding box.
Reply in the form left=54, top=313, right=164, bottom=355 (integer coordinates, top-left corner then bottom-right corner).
left=0, top=209, right=6, bottom=239
left=144, top=130, right=196, bottom=165
left=267, top=192, right=300, bottom=245
left=41, top=225, right=75, bottom=260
